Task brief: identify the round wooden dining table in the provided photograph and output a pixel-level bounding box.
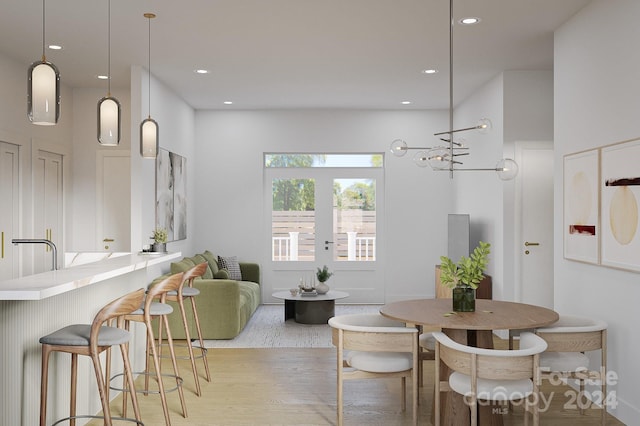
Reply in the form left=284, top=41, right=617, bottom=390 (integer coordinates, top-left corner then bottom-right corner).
left=380, top=298, right=559, bottom=425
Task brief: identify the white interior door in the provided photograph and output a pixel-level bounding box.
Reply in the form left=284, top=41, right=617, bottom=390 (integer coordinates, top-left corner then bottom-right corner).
left=0, top=141, right=20, bottom=280
left=265, top=164, right=384, bottom=303
left=33, top=149, right=63, bottom=274
left=96, top=151, right=130, bottom=252
left=515, top=142, right=554, bottom=308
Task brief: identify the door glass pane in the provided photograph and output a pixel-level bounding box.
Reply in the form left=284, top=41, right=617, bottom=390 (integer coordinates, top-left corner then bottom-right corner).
left=271, top=178, right=315, bottom=261
left=333, top=178, right=376, bottom=261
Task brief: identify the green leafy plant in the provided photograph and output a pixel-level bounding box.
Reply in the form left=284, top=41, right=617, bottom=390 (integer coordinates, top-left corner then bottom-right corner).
left=439, top=241, right=491, bottom=289
left=151, top=228, right=168, bottom=244
left=316, top=265, right=333, bottom=283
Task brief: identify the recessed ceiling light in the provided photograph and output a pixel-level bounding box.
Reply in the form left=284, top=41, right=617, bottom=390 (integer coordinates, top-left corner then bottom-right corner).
left=48, top=44, right=63, bottom=50
left=194, top=69, right=210, bottom=74
left=422, top=69, right=438, bottom=74
left=401, top=101, right=412, bottom=105
left=459, top=17, right=480, bottom=25
left=223, top=101, right=233, bottom=105
left=97, top=75, right=109, bottom=80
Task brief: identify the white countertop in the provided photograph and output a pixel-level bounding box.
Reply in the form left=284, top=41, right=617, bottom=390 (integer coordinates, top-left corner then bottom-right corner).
left=0, top=252, right=181, bottom=300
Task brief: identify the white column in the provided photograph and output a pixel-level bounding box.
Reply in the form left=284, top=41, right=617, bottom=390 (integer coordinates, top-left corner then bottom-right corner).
left=289, top=231, right=299, bottom=261
left=347, top=231, right=357, bottom=261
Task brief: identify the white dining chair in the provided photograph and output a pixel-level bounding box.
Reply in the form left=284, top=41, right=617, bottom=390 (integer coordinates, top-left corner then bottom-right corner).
left=535, top=315, right=608, bottom=425
left=329, top=313, right=419, bottom=426
left=433, top=330, right=547, bottom=426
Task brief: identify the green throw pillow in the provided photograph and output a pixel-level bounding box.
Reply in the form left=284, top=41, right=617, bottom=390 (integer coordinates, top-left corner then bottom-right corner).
left=191, top=254, right=214, bottom=279
left=170, top=257, right=196, bottom=274
left=214, top=269, right=230, bottom=279
left=201, top=250, right=220, bottom=274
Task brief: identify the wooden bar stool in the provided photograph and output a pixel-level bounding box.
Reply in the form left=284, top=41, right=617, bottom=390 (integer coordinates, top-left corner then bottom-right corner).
left=163, top=262, right=210, bottom=396
left=39, top=288, right=145, bottom=426
left=116, top=272, right=187, bottom=426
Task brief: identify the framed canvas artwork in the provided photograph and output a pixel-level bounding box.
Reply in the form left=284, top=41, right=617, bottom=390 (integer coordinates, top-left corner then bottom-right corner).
left=563, top=149, right=599, bottom=264
left=601, top=138, right=640, bottom=271
left=156, top=148, right=187, bottom=241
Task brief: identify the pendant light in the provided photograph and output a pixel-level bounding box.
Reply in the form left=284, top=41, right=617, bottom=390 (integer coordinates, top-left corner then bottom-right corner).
left=97, top=0, right=121, bottom=145
left=390, top=0, right=518, bottom=180
left=140, top=13, right=159, bottom=158
left=27, top=0, right=60, bottom=125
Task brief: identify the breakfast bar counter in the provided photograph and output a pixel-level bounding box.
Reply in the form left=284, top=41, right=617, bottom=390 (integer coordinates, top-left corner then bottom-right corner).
left=0, top=251, right=180, bottom=425
left=0, top=252, right=181, bottom=300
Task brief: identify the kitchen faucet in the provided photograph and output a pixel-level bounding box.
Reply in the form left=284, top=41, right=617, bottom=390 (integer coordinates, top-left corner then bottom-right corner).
left=11, top=239, right=58, bottom=271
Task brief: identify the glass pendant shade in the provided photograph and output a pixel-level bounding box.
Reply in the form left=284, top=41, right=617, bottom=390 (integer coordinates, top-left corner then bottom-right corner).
left=27, top=60, right=60, bottom=125
left=97, top=96, right=121, bottom=146
left=140, top=117, right=159, bottom=158
left=413, top=150, right=430, bottom=167
left=427, top=147, right=451, bottom=170
left=390, top=139, right=408, bottom=157
left=496, top=158, right=518, bottom=181
left=476, top=117, right=492, bottom=134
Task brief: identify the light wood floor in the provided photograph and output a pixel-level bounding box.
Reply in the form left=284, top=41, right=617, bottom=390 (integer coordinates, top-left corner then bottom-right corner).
left=90, top=342, right=624, bottom=426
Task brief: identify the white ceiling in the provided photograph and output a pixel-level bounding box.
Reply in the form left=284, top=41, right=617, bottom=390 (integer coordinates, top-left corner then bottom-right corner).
left=0, top=0, right=591, bottom=110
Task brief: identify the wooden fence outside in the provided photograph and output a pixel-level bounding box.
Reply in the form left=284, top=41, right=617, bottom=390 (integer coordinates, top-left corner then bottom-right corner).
left=272, top=210, right=376, bottom=261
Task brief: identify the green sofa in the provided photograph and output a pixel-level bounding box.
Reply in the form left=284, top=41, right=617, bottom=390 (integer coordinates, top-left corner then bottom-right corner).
left=153, top=250, right=261, bottom=340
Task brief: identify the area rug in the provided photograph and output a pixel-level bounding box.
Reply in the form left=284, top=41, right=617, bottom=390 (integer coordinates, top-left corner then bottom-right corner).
left=201, top=304, right=381, bottom=348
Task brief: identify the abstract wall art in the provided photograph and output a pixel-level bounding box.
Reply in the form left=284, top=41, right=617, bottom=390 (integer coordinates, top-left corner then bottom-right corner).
left=601, top=138, right=640, bottom=271
left=156, top=148, right=187, bottom=241
left=563, top=149, right=600, bottom=264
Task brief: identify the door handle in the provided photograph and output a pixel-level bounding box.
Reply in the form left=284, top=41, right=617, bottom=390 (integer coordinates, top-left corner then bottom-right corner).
left=1, top=231, right=4, bottom=259
left=103, top=238, right=115, bottom=242
left=324, top=240, right=334, bottom=251
left=524, top=241, right=539, bottom=247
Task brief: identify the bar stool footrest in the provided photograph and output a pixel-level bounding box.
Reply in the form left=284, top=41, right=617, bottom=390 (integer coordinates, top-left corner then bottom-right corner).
left=156, top=342, right=208, bottom=361
left=110, top=371, right=184, bottom=395
left=52, top=414, right=143, bottom=425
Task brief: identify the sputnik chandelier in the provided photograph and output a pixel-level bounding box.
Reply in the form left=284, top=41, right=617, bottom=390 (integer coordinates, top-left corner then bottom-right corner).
left=390, top=0, right=518, bottom=181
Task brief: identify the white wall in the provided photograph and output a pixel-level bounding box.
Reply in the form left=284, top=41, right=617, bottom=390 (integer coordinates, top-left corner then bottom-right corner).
left=452, top=71, right=554, bottom=302
left=194, top=109, right=453, bottom=301
left=130, top=66, right=196, bottom=258
left=555, top=0, right=640, bottom=422
left=69, top=87, right=131, bottom=251
left=0, top=51, right=74, bottom=271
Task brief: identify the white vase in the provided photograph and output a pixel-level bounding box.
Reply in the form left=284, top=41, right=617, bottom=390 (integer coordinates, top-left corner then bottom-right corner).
left=316, top=281, right=330, bottom=294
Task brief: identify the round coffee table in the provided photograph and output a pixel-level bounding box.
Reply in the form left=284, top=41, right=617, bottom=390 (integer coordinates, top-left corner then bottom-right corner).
left=272, top=290, right=349, bottom=324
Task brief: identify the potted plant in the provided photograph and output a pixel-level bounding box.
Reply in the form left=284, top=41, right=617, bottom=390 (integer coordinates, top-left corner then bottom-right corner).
left=315, top=265, right=333, bottom=294
left=439, top=241, right=490, bottom=312
left=150, top=228, right=168, bottom=252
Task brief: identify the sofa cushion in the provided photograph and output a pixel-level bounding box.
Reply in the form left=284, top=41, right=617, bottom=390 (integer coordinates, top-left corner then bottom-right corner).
left=170, top=257, right=196, bottom=274
left=218, top=255, right=243, bottom=280
left=191, top=254, right=214, bottom=279
left=201, top=250, right=220, bottom=274
left=214, top=269, right=230, bottom=279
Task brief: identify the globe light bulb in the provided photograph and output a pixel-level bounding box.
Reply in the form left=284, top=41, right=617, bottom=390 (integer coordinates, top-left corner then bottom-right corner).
left=390, top=139, right=408, bottom=157
left=496, top=158, right=518, bottom=180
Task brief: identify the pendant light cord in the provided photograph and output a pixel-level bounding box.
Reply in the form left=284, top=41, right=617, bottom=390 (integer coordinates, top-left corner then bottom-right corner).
left=148, top=14, right=151, bottom=119
left=41, top=0, right=46, bottom=61
left=448, top=0, right=454, bottom=177
left=107, top=0, right=112, bottom=96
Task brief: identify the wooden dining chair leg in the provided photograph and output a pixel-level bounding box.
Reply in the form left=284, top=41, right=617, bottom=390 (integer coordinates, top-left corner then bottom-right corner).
left=146, top=317, right=172, bottom=425
left=90, top=351, right=113, bottom=425
left=70, top=353, right=78, bottom=426
left=40, top=345, right=52, bottom=426
left=178, top=296, right=202, bottom=396
left=162, top=311, right=188, bottom=417
left=119, top=341, right=142, bottom=422
left=189, top=296, right=211, bottom=381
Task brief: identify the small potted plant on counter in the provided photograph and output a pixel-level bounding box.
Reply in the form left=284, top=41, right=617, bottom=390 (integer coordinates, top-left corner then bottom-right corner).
left=151, top=228, right=168, bottom=253
left=439, top=241, right=490, bottom=312
left=315, top=265, right=333, bottom=294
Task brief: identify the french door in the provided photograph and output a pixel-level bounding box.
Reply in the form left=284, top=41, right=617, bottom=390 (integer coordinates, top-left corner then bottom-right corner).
left=265, top=165, right=385, bottom=303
